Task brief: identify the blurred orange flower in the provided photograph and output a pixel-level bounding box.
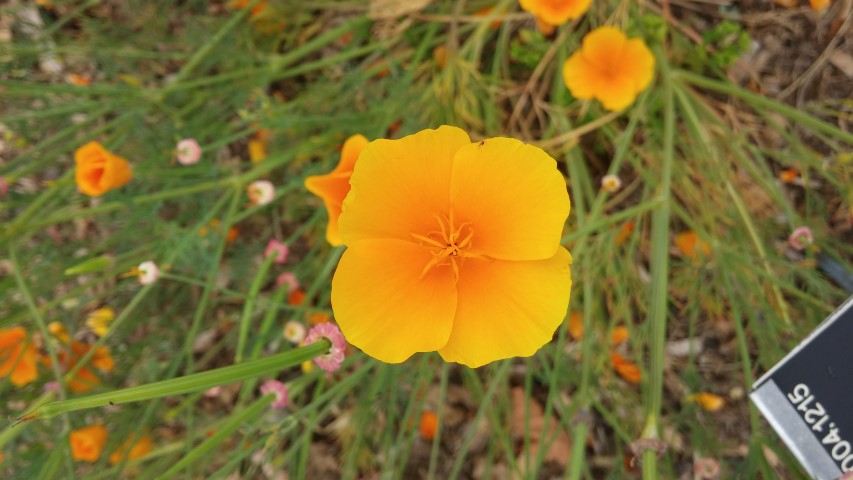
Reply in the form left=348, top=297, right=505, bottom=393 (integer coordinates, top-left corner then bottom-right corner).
left=0, top=327, right=38, bottom=386
left=519, top=0, right=592, bottom=27
left=674, top=231, right=711, bottom=260
left=304, top=134, right=370, bottom=246
left=109, top=434, right=153, bottom=465
left=70, top=425, right=108, bottom=462
left=610, top=326, right=630, bottom=346
left=809, top=0, right=830, bottom=10
left=563, top=27, right=655, bottom=111
left=74, top=142, right=133, bottom=196
left=419, top=411, right=438, bottom=440
left=611, top=352, right=641, bottom=384
left=567, top=312, right=584, bottom=340
left=688, top=392, right=725, bottom=412
left=56, top=341, right=115, bottom=393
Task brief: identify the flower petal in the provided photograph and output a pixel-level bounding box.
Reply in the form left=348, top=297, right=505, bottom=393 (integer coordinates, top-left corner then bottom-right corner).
left=338, top=126, right=471, bottom=245
left=438, top=247, right=572, bottom=368
left=331, top=239, right=457, bottom=363
left=621, top=39, right=655, bottom=93
left=581, top=26, right=627, bottom=71
left=335, top=134, right=369, bottom=174
left=596, top=74, right=638, bottom=111
left=305, top=172, right=351, bottom=246
left=562, top=51, right=598, bottom=100
left=450, top=138, right=570, bottom=261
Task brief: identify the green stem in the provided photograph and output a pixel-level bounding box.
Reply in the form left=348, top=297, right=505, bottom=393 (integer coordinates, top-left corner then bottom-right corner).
left=235, top=253, right=277, bottom=363
left=22, top=340, right=329, bottom=421
left=641, top=45, right=675, bottom=479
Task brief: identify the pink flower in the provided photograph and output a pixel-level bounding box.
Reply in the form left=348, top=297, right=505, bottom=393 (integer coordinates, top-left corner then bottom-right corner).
left=44, top=381, right=62, bottom=393
left=176, top=139, right=201, bottom=165
left=264, top=240, right=289, bottom=264
left=259, top=380, right=288, bottom=409
left=694, top=456, right=720, bottom=479
left=788, top=226, right=814, bottom=251
left=137, top=261, right=160, bottom=285
left=303, top=323, right=346, bottom=372
left=203, top=386, right=222, bottom=398
left=275, top=272, right=300, bottom=293
left=0, top=177, right=8, bottom=197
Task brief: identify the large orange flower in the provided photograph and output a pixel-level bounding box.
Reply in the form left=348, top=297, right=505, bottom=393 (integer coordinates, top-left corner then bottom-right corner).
left=332, top=126, right=572, bottom=368
left=0, top=327, right=38, bottom=386
left=562, top=26, right=655, bottom=111
left=305, top=134, right=370, bottom=246
left=74, top=141, right=133, bottom=196
left=519, top=0, right=592, bottom=27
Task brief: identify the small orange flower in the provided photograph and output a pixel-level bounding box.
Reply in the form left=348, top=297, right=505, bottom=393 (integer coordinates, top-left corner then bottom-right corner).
left=55, top=342, right=115, bottom=393
left=433, top=45, right=449, bottom=70
left=809, top=0, right=830, bottom=10
left=288, top=289, right=306, bottom=306
left=567, top=312, right=584, bottom=340
left=231, top=0, right=267, bottom=16
left=307, top=312, right=331, bottom=325
left=109, top=434, right=153, bottom=465
left=563, top=27, right=655, bottom=111
left=610, top=326, right=629, bottom=346
left=74, top=142, right=133, bottom=196
left=0, top=327, right=39, bottom=386
left=519, top=0, right=592, bottom=27
left=304, top=134, right=370, bottom=246
left=615, top=221, right=635, bottom=246
left=688, top=392, right=725, bottom=412
left=419, top=411, right=438, bottom=440
left=778, top=169, right=799, bottom=184
left=611, top=352, right=641, bottom=384
left=674, top=231, right=711, bottom=260
left=70, top=425, right=108, bottom=463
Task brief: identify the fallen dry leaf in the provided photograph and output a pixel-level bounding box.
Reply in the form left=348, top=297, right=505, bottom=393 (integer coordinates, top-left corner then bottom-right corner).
left=510, top=387, right=572, bottom=468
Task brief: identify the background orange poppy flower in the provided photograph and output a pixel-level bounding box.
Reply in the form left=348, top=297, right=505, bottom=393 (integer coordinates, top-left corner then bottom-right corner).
left=305, top=134, right=370, bottom=246
left=332, top=126, right=572, bottom=368
left=519, top=0, right=592, bottom=26
left=70, top=425, right=108, bottom=462
left=0, top=327, right=38, bottom=386
left=74, top=141, right=133, bottom=196
left=562, top=26, right=655, bottom=111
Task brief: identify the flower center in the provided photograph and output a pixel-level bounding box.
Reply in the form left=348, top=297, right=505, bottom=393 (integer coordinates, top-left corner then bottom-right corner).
left=410, top=210, right=477, bottom=280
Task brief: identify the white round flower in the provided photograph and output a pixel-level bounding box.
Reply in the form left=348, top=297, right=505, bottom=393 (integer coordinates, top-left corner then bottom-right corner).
left=248, top=180, right=275, bottom=206
left=283, top=321, right=306, bottom=344
left=137, top=261, right=160, bottom=285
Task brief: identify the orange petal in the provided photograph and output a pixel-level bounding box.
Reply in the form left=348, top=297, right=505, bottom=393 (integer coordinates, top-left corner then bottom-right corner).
left=450, top=138, right=570, bottom=261
left=596, top=74, right=639, bottom=111
left=331, top=239, right=457, bottom=363
left=9, top=343, right=38, bottom=386
left=611, top=326, right=630, bottom=346
left=0, top=327, right=26, bottom=350
left=338, top=126, right=471, bottom=245
left=611, top=352, right=641, bottom=384
left=519, top=0, right=592, bottom=25
left=581, top=27, right=627, bottom=71
left=688, top=392, right=726, bottom=412
left=567, top=312, right=584, bottom=339
left=674, top=231, right=711, bottom=259
left=305, top=172, right=352, bottom=246
left=438, top=247, right=572, bottom=368
left=621, top=38, right=655, bottom=93
left=562, top=51, right=598, bottom=100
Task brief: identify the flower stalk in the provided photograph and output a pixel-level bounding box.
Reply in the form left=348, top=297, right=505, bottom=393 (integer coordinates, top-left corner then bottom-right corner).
left=20, top=340, right=330, bottom=421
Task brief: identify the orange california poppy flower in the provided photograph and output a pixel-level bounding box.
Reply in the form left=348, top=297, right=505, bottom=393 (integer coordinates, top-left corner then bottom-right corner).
left=567, top=312, right=584, bottom=340
left=0, top=327, right=38, bottom=386
left=70, top=425, right=108, bottom=462
left=331, top=126, right=572, bottom=368
left=109, top=434, right=153, bottom=465
left=74, top=141, right=133, bottom=196
left=304, top=134, right=370, bottom=246
left=518, top=0, right=592, bottom=26
left=419, top=411, right=438, bottom=440
left=563, top=27, right=655, bottom=111
left=674, top=230, right=711, bottom=260
left=611, top=352, right=641, bottom=384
